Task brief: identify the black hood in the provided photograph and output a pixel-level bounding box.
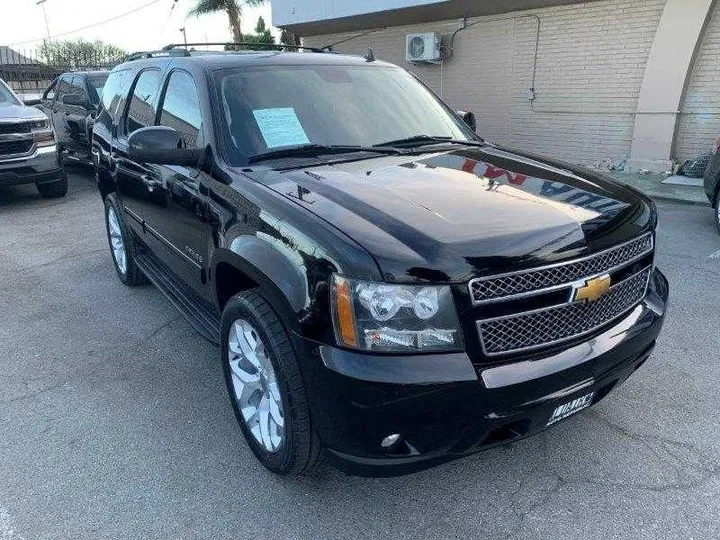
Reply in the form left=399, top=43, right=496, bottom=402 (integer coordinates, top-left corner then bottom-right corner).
left=243, top=145, right=655, bottom=283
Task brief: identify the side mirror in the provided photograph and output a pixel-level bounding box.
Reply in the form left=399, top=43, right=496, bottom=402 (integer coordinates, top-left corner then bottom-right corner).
left=23, top=97, right=41, bottom=107
left=62, top=94, right=90, bottom=108
left=128, top=126, right=203, bottom=167
left=456, top=110, right=477, bottom=133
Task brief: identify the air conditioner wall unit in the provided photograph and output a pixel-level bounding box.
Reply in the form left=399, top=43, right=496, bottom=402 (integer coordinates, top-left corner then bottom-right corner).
left=406, top=32, right=442, bottom=63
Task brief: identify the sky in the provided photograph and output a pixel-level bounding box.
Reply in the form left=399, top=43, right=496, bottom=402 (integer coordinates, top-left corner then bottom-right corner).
left=0, top=0, right=277, bottom=55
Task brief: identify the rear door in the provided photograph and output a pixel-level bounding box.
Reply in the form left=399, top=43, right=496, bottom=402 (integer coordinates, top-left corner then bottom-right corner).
left=114, top=68, right=163, bottom=237
left=93, top=68, right=131, bottom=177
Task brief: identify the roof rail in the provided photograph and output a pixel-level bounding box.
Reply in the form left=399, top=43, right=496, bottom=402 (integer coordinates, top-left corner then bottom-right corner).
left=125, top=49, right=191, bottom=61
left=161, top=42, right=326, bottom=53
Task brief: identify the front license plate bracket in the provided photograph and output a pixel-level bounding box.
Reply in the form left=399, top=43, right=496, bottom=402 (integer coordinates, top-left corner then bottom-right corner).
left=546, top=391, right=595, bottom=426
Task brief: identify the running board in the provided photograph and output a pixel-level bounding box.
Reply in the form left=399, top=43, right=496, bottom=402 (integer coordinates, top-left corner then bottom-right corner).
left=134, top=249, right=220, bottom=345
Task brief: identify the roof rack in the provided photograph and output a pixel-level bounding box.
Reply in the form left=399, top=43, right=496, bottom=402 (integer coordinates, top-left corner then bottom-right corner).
left=125, top=49, right=190, bottom=61
left=161, top=42, right=326, bottom=53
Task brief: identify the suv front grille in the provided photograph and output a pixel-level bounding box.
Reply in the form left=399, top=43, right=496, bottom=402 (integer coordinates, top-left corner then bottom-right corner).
left=469, top=233, right=653, bottom=304
left=0, top=139, right=33, bottom=157
left=0, top=122, right=31, bottom=135
left=477, top=266, right=651, bottom=356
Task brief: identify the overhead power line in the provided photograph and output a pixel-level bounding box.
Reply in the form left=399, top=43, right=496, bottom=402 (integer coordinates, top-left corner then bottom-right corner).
left=159, top=0, right=180, bottom=38
left=3, top=0, right=162, bottom=47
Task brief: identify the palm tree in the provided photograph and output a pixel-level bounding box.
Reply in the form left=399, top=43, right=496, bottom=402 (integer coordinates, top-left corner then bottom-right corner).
left=189, top=0, right=265, bottom=44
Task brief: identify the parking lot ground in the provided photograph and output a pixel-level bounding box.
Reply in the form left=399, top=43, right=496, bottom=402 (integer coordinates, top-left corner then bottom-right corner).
left=1, top=169, right=719, bottom=540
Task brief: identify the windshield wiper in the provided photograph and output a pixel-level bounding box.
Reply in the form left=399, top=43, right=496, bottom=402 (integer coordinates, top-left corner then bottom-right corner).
left=247, top=144, right=405, bottom=164
left=374, top=135, right=485, bottom=149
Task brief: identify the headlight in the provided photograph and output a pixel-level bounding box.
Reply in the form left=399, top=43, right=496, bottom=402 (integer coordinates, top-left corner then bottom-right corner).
left=330, top=275, right=463, bottom=353
left=31, top=119, right=55, bottom=147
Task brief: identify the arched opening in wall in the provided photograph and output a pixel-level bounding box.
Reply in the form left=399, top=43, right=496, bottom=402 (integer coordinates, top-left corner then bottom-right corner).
left=675, top=2, right=720, bottom=164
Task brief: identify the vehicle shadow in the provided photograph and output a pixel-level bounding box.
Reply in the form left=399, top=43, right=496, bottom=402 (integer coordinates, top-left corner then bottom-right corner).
left=0, top=165, right=94, bottom=210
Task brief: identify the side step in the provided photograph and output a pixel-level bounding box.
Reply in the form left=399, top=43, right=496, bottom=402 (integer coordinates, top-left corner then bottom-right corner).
left=135, top=249, right=221, bottom=345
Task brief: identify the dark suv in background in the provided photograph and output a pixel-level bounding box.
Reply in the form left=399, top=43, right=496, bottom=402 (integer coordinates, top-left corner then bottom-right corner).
left=40, top=71, right=108, bottom=165
left=92, top=45, right=669, bottom=477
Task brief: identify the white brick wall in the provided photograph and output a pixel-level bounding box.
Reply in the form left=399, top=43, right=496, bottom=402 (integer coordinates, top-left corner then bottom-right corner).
left=675, top=1, right=720, bottom=163
left=304, top=0, right=666, bottom=165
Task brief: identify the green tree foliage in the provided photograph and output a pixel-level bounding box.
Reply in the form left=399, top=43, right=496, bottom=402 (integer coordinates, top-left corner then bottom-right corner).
left=39, top=39, right=125, bottom=68
left=242, top=16, right=274, bottom=46
left=280, top=30, right=300, bottom=47
left=189, top=0, right=265, bottom=43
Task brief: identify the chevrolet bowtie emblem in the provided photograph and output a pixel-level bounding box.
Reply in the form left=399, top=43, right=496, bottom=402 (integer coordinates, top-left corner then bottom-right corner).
left=573, top=275, right=611, bottom=303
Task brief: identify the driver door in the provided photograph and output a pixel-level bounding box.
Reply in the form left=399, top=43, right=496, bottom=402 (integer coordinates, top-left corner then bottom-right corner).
left=64, top=75, right=92, bottom=155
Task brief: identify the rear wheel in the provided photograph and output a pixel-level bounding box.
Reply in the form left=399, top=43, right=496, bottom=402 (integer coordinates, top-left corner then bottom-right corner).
left=221, top=290, right=322, bottom=475
left=104, top=193, right=145, bottom=286
left=715, top=198, right=720, bottom=234
left=36, top=176, right=67, bottom=198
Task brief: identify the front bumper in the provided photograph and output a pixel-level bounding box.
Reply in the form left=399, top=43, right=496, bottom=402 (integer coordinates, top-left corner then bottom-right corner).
left=0, top=145, right=65, bottom=187
left=301, top=268, right=669, bottom=477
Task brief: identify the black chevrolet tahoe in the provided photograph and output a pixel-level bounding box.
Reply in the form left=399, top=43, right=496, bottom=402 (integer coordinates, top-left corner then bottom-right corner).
left=92, top=45, right=669, bottom=477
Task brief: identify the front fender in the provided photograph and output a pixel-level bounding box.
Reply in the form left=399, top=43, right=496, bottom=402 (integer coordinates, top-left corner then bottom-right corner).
left=225, top=235, right=309, bottom=313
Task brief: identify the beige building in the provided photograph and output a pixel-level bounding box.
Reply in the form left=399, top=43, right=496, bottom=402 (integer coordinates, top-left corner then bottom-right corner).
left=273, top=0, right=720, bottom=172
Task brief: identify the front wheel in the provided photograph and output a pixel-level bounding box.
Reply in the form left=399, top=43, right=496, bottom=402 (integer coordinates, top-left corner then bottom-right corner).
left=221, top=290, right=322, bottom=475
left=715, top=196, right=720, bottom=234
left=36, top=176, right=67, bottom=198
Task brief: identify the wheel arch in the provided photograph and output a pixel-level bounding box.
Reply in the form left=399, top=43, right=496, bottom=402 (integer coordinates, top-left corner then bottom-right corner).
left=211, top=239, right=310, bottom=334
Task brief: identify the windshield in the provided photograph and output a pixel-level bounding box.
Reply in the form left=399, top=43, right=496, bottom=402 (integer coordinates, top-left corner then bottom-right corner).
left=88, top=73, right=108, bottom=100
left=0, top=81, right=20, bottom=107
left=215, top=64, right=476, bottom=164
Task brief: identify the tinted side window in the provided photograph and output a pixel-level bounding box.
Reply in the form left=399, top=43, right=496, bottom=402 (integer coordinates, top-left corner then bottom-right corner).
left=158, top=71, right=203, bottom=148
left=69, top=75, right=87, bottom=97
left=55, top=76, right=72, bottom=102
left=125, top=69, right=160, bottom=135
left=101, top=69, right=130, bottom=117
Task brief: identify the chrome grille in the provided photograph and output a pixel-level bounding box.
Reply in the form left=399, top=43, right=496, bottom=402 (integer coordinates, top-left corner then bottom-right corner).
left=0, top=139, right=33, bottom=157
left=477, top=267, right=651, bottom=356
left=0, top=122, right=31, bottom=135
left=469, top=233, right=653, bottom=304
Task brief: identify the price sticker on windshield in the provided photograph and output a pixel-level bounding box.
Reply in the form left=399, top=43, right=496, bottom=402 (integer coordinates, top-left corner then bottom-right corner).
left=252, top=107, right=310, bottom=149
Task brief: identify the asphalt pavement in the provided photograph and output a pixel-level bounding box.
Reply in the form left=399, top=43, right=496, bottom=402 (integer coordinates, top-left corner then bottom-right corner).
left=1, top=169, right=719, bottom=540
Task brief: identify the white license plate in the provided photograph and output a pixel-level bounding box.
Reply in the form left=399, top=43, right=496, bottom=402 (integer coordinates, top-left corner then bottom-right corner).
left=546, top=392, right=595, bottom=427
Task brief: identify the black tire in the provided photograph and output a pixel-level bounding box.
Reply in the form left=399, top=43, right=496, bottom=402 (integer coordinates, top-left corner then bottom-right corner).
left=714, top=196, right=720, bottom=235
left=36, top=176, right=68, bottom=198
left=220, top=290, right=322, bottom=475
left=104, top=193, right=145, bottom=286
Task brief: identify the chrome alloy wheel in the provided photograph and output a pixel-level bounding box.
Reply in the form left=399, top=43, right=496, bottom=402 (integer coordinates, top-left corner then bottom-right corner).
left=228, top=319, right=285, bottom=453
left=107, top=206, right=127, bottom=275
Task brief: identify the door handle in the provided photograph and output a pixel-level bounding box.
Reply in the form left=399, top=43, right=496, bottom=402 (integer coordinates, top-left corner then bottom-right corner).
left=141, top=174, right=161, bottom=192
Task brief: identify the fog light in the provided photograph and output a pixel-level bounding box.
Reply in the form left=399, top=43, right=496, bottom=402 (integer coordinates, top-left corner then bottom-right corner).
left=381, top=433, right=402, bottom=450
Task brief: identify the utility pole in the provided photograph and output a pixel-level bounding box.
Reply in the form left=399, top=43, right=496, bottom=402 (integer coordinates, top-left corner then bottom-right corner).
left=179, top=27, right=187, bottom=47
left=37, top=0, right=51, bottom=43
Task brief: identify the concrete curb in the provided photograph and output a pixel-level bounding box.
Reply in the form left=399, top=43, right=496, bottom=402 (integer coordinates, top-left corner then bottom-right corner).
left=648, top=194, right=711, bottom=207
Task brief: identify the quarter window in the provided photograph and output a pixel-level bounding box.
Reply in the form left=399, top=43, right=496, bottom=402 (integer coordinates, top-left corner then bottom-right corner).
left=101, top=69, right=130, bottom=117
left=125, top=69, right=160, bottom=135
left=158, top=71, right=203, bottom=148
